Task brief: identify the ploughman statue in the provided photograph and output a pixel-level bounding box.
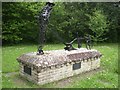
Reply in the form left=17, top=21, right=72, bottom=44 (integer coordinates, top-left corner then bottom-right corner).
left=37, top=2, right=92, bottom=55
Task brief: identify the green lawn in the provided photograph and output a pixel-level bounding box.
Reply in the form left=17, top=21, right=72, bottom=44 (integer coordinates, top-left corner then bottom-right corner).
left=2, top=43, right=118, bottom=88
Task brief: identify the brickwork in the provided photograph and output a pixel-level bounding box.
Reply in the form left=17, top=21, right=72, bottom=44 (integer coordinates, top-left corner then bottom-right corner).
left=19, top=58, right=100, bottom=85
left=17, top=49, right=102, bottom=85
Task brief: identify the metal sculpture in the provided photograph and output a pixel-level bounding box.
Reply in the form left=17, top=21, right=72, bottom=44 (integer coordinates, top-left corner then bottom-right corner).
left=64, top=33, right=92, bottom=51
left=37, top=2, right=55, bottom=55
left=36, top=2, right=92, bottom=55
left=64, top=38, right=77, bottom=51
left=76, top=32, right=84, bottom=48
left=85, top=35, right=92, bottom=50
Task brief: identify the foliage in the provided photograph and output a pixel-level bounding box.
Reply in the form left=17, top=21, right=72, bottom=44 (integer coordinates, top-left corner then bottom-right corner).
left=2, top=2, right=44, bottom=44
left=101, top=3, right=120, bottom=43
left=88, top=9, right=109, bottom=42
left=2, top=2, right=119, bottom=44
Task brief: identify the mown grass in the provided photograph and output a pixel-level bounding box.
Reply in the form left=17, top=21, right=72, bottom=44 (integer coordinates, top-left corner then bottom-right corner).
left=2, top=44, right=65, bottom=73
left=2, top=43, right=118, bottom=88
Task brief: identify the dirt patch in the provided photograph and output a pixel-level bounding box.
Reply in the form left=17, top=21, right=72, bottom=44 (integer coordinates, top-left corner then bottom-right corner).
left=3, top=72, right=37, bottom=88
left=4, top=72, right=18, bottom=77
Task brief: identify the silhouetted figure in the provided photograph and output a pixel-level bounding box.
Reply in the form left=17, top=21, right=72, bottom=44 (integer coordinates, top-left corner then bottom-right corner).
left=85, top=35, right=91, bottom=50
left=76, top=32, right=85, bottom=49
left=37, top=2, right=55, bottom=55
left=77, top=37, right=81, bottom=48
left=77, top=37, right=85, bottom=48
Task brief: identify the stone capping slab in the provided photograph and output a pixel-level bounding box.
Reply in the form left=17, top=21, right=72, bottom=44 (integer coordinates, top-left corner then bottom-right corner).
left=17, top=48, right=102, bottom=69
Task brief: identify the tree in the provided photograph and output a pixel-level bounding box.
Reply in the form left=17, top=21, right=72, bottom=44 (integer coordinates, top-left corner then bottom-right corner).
left=88, top=9, right=109, bottom=42
left=2, top=2, right=44, bottom=44
left=2, top=2, right=119, bottom=44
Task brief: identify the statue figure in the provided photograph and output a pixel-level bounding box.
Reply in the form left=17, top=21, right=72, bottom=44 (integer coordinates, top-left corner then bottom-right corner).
left=36, top=2, right=92, bottom=54
left=77, top=32, right=84, bottom=48
left=37, top=2, right=55, bottom=55
left=85, top=35, right=92, bottom=50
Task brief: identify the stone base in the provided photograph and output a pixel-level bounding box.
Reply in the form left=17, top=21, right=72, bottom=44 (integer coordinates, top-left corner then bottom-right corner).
left=17, top=48, right=102, bottom=85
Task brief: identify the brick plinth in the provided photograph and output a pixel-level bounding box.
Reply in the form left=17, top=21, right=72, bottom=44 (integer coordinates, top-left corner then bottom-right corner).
left=17, top=48, right=102, bottom=85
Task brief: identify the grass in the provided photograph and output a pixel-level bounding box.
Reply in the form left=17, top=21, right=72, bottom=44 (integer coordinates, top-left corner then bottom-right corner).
left=2, top=43, right=118, bottom=88
left=2, top=44, right=65, bottom=73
